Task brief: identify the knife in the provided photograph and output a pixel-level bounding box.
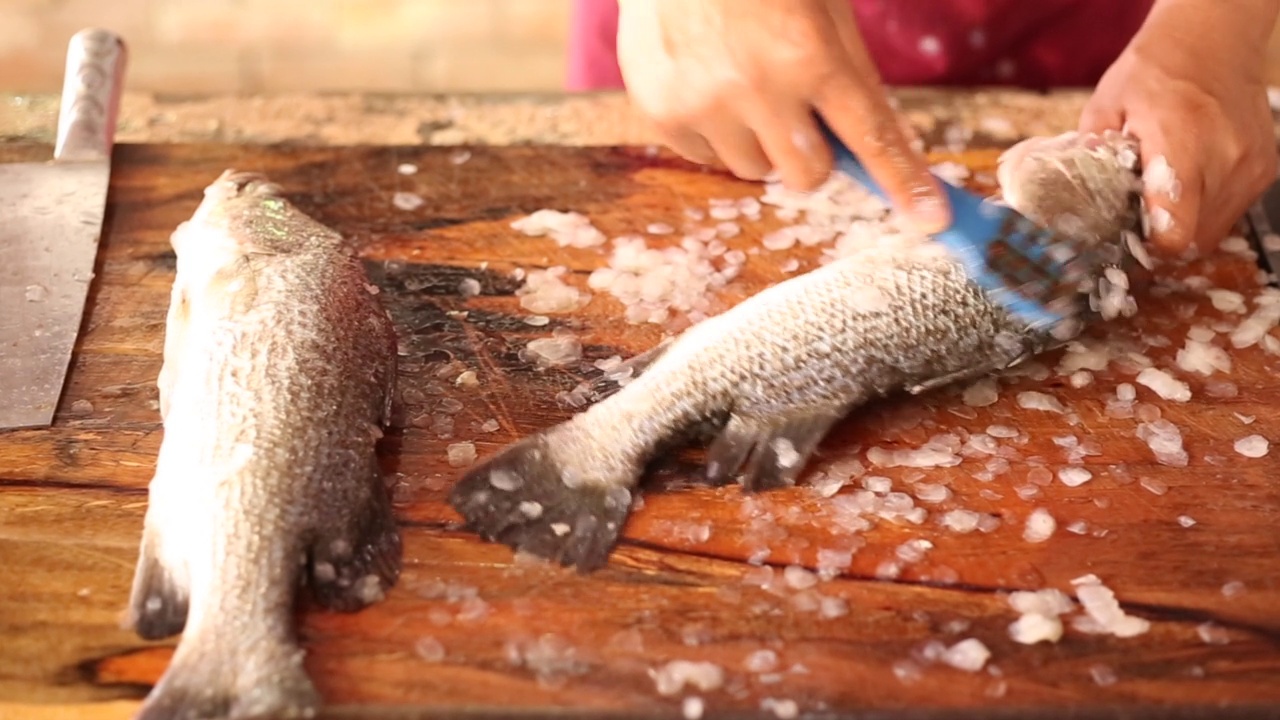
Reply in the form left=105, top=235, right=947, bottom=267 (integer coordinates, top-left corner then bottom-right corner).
left=0, top=28, right=127, bottom=430
left=1242, top=167, right=1280, bottom=285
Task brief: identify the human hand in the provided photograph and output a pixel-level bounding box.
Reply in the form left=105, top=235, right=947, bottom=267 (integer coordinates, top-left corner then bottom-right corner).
left=615, top=0, right=951, bottom=234
left=1079, top=0, right=1280, bottom=255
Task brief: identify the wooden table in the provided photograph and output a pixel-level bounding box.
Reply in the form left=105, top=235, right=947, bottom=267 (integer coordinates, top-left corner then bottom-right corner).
left=1, top=141, right=1278, bottom=720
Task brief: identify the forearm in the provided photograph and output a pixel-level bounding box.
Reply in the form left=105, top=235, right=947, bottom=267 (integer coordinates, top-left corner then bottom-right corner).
left=1144, top=0, right=1280, bottom=52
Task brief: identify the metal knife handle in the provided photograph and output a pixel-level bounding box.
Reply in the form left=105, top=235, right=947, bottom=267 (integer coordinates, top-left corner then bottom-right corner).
left=54, top=28, right=127, bottom=163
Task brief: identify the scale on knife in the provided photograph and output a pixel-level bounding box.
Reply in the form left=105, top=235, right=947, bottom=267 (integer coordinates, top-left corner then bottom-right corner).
left=0, top=29, right=128, bottom=429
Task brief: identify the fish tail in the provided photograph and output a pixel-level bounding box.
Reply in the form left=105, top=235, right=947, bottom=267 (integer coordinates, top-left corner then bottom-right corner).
left=125, top=520, right=189, bottom=640
left=129, top=478, right=328, bottom=719
left=133, top=639, right=319, bottom=720
left=306, top=456, right=403, bottom=611
left=449, top=433, right=636, bottom=573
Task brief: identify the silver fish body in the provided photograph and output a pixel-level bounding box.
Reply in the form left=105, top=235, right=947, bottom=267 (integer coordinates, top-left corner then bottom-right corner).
left=449, top=131, right=1146, bottom=573
left=127, top=171, right=401, bottom=720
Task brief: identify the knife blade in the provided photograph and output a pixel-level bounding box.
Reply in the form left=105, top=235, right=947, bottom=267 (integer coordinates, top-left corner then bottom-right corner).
left=1242, top=167, right=1280, bottom=285
left=0, top=28, right=127, bottom=430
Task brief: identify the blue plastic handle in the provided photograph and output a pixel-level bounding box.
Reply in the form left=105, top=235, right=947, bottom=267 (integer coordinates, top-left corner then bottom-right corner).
left=815, top=117, right=1067, bottom=330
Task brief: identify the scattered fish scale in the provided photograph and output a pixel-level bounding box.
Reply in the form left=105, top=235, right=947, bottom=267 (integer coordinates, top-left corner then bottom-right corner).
left=420, top=132, right=1274, bottom=701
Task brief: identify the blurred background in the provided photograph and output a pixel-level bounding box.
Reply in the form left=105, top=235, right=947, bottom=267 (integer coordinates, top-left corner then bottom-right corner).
left=6, top=0, right=1280, bottom=96
left=1, top=0, right=572, bottom=94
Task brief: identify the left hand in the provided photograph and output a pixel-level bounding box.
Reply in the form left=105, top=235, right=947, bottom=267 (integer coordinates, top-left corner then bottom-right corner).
left=1079, top=0, right=1280, bottom=255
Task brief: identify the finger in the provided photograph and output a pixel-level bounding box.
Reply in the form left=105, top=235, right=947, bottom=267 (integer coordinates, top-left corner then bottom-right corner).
left=1191, top=174, right=1256, bottom=254
left=1136, top=137, right=1201, bottom=254
left=820, top=0, right=946, bottom=227
left=812, top=71, right=950, bottom=234
left=815, top=2, right=948, bottom=231
left=1196, top=149, right=1278, bottom=253
left=1144, top=171, right=1201, bottom=254
left=699, top=121, right=773, bottom=181
left=1194, top=202, right=1245, bottom=254
left=747, top=104, right=832, bottom=192
left=654, top=122, right=718, bottom=166
left=1077, top=97, right=1125, bottom=135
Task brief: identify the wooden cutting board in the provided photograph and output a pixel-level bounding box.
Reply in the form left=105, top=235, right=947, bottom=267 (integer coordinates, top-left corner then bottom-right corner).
left=0, top=143, right=1277, bottom=720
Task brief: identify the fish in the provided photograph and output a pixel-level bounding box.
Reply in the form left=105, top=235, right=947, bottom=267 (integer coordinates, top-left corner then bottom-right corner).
left=448, top=130, right=1148, bottom=574
left=125, top=170, right=402, bottom=720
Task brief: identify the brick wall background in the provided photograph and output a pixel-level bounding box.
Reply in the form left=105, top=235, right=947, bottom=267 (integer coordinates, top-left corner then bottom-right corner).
left=4, top=1, right=1280, bottom=95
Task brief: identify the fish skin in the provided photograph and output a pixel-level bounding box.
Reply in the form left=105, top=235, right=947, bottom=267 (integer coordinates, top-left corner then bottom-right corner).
left=126, top=170, right=401, bottom=720
left=449, top=130, right=1146, bottom=574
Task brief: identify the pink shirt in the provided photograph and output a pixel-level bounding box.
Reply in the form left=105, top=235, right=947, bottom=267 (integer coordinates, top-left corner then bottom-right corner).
left=566, top=0, right=1155, bottom=92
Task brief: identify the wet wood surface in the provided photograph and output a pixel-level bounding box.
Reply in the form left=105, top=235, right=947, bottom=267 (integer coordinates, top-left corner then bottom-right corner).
left=0, top=142, right=1278, bottom=720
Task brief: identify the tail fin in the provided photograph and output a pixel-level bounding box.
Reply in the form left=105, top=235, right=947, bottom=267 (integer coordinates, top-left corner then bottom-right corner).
left=127, top=498, right=325, bottom=719
left=134, top=642, right=319, bottom=720
left=125, top=524, right=190, bottom=640
left=449, top=434, right=635, bottom=573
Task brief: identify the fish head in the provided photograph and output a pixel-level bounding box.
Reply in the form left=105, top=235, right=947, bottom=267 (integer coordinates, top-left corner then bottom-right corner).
left=996, top=130, right=1143, bottom=251
left=167, top=170, right=348, bottom=315
left=172, top=170, right=340, bottom=260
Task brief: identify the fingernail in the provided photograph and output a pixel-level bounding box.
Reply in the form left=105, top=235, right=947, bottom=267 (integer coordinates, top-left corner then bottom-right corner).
left=911, top=193, right=952, bottom=234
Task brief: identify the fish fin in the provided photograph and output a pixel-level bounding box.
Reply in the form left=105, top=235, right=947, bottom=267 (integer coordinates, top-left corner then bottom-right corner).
left=366, top=304, right=398, bottom=428
left=908, top=332, right=1038, bottom=395
left=216, top=255, right=261, bottom=316
left=382, top=332, right=398, bottom=428
left=705, top=416, right=756, bottom=487
left=125, top=525, right=189, bottom=641
left=134, top=643, right=319, bottom=720
left=449, top=435, right=635, bottom=573
left=618, top=337, right=675, bottom=376
left=907, top=366, right=1000, bottom=395
left=307, top=461, right=403, bottom=613
left=707, top=411, right=844, bottom=493
left=576, top=338, right=676, bottom=404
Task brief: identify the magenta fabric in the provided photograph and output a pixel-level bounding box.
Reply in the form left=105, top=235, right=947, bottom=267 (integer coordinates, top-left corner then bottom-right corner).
left=565, top=0, right=1156, bottom=92
left=566, top=0, right=625, bottom=92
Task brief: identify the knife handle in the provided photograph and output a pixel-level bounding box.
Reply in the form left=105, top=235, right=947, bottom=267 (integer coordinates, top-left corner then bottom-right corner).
left=55, top=28, right=128, bottom=163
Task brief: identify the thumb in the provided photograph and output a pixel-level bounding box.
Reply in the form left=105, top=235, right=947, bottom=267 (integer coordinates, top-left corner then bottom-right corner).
left=1078, top=97, right=1125, bottom=135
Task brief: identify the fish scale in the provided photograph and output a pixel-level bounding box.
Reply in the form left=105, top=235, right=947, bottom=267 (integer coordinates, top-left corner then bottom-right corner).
left=816, top=118, right=1095, bottom=334
left=450, top=130, right=1147, bottom=574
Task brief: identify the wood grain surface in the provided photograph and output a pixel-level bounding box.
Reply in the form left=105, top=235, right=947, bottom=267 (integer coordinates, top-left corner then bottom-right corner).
left=0, top=142, right=1277, bottom=720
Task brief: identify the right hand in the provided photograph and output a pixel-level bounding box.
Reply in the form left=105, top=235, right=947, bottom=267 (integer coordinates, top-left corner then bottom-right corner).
left=615, top=0, right=952, bottom=234
left=1078, top=0, right=1280, bottom=255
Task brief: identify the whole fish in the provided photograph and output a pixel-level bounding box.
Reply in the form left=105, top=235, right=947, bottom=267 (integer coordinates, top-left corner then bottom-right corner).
left=125, top=170, right=401, bottom=720
left=450, top=130, right=1148, bottom=573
